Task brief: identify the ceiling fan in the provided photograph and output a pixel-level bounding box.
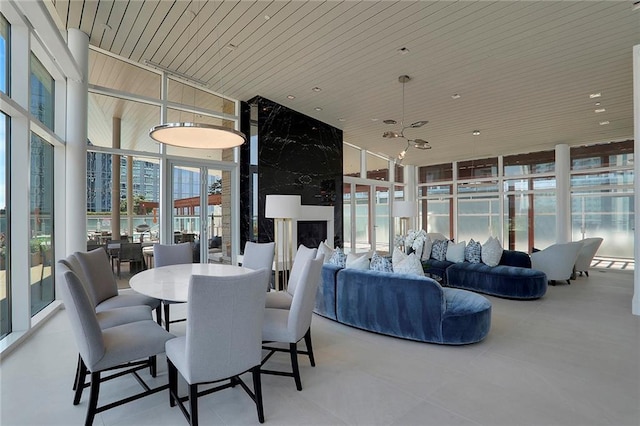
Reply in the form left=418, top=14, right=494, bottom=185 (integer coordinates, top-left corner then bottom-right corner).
left=382, top=75, right=431, bottom=161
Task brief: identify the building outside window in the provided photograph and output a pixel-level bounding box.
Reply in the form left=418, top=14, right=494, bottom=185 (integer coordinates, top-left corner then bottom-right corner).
left=30, top=54, right=54, bottom=130
left=29, top=133, right=54, bottom=316
left=0, top=112, right=9, bottom=338
left=0, top=13, right=9, bottom=95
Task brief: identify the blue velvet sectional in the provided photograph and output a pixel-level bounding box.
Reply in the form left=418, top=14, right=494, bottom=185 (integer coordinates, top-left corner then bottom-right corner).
left=422, top=249, right=548, bottom=300
left=314, top=265, right=491, bottom=345
left=447, top=249, right=547, bottom=299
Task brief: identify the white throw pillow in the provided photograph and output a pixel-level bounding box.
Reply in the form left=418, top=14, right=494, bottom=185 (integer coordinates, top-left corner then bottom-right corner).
left=317, top=240, right=334, bottom=264
left=393, top=253, right=424, bottom=276
left=421, top=237, right=433, bottom=261
left=346, top=252, right=370, bottom=270
left=481, top=236, right=503, bottom=267
left=392, top=247, right=407, bottom=266
left=446, top=240, right=466, bottom=263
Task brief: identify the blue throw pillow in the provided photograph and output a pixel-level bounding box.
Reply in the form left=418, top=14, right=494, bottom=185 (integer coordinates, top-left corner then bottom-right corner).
left=431, top=239, right=448, bottom=261
left=370, top=252, right=393, bottom=272
left=465, top=239, right=482, bottom=263
left=328, top=247, right=346, bottom=268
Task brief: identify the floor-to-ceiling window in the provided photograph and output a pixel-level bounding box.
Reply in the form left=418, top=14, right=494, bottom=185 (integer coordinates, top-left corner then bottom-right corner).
left=0, top=112, right=9, bottom=338
left=0, top=13, right=9, bottom=339
left=571, top=141, right=634, bottom=259
left=29, top=133, right=54, bottom=315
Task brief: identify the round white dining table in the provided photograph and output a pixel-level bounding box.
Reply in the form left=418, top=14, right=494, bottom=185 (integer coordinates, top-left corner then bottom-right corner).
left=129, top=263, right=254, bottom=303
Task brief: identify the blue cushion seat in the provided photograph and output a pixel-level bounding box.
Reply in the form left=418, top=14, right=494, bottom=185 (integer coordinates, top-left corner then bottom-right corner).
left=446, top=262, right=547, bottom=299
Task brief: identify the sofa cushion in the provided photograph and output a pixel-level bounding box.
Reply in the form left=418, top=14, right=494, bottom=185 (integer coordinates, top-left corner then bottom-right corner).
left=346, top=252, right=369, bottom=270
left=499, top=249, right=532, bottom=268
left=370, top=252, right=393, bottom=273
left=393, top=253, right=424, bottom=276
left=328, top=247, right=346, bottom=268
left=421, top=237, right=433, bottom=261
left=465, top=239, right=482, bottom=263
left=431, top=239, right=448, bottom=261
left=317, top=240, right=334, bottom=264
left=392, top=247, right=406, bottom=265
left=481, top=237, right=503, bottom=267
left=446, top=240, right=466, bottom=263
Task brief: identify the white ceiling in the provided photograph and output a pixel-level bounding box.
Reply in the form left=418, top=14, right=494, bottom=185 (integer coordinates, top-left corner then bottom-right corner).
left=49, top=0, right=639, bottom=166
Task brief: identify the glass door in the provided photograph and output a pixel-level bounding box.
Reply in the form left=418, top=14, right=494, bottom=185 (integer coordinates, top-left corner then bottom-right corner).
left=170, top=163, right=234, bottom=264
left=374, top=186, right=390, bottom=254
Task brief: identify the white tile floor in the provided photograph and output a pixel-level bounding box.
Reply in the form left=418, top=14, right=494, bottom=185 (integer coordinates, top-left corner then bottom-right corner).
left=1, top=268, right=639, bottom=426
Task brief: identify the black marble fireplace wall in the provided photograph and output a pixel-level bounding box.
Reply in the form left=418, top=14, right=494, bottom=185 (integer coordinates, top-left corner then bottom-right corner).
left=240, top=96, right=343, bottom=250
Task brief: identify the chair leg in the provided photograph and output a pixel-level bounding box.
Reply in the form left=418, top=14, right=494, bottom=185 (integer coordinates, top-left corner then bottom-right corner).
left=251, top=366, right=265, bottom=423
left=303, top=328, right=315, bottom=367
left=155, top=305, right=162, bottom=326
left=585, top=271, right=589, bottom=277
left=168, top=360, right=177, bottom=407
left=566, top=279, right=571, bottom=285
left=149, top=355, right=157, bottom=377
left=189, top=384, right=199, bottom=426
left=289, top=342, right=302, bottom=391
left=85, top=372, right=101, bottom=426
left=72, top=354, right=82, bottom=390
left=74, top=359, right=88, bottom=405
left=164, top=302, right=171, bottom=332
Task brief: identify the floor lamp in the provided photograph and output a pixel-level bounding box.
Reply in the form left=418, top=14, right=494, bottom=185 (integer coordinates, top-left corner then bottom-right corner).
left=393, top=200, right=417, bottom=251
left=265, top=195, right=301, bottom=291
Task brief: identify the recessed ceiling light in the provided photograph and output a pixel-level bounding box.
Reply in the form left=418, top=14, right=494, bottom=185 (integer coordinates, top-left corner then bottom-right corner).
left=383, top=119, right=397, bottom=125
left=371, top=118, right=378, bottom=122
left=264, top=15, right=271, bottom=20
left=589, top=93, right=602, bottom=98
left=397, top=47, right=410, bottom=54
left=338, top=118, right=346, bottom=122
left=595, top=102, right=601, bottom=106
left=312, top=87, right=322, bottom=92
left=451, top=94, right=461, bottom=99
left=314, top=107, right=322, bottom=111
left=599, top=121, right=610, bottom=125
left=286, top=95, right=295, bottom=100
left=472, top=130, right=481, bottom=136
left=595, top=108, right=606, bottom=113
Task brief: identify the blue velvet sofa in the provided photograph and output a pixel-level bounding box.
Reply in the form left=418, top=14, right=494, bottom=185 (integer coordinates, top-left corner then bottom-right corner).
left=314, top=266, right=492, bottom=345
left=445, top=250, right=548, bottom=299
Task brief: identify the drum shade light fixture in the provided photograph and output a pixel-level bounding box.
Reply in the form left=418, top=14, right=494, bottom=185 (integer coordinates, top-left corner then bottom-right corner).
left=149, top=123, right=246, bottom=149
left=148, top=4, right=246, bottom=150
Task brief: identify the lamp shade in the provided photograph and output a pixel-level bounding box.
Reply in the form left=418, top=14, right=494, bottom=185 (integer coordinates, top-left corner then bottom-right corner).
left=265, top=195, right=301, bottom=219
left=149, top=123, right=246, bottom=149
left=393, top=200, right=417, bottom=218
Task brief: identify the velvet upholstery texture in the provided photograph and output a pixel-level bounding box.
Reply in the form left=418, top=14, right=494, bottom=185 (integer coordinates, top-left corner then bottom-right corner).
left=314, top=263, right=341, bottom=320
left=446, top=262, right=547, bottom=299
left=333, top=268, right=491, bottom=345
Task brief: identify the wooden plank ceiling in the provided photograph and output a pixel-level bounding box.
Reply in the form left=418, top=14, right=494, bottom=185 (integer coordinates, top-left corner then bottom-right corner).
left=50, top=0, right=639, bottom=166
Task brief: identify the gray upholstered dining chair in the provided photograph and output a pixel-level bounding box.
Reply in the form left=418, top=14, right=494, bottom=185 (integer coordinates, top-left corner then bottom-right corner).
left=153, top=242, right=193, bottom=331
left=62, top=249, right=162, bottom=323
left=242, top=241, right=275, bottom=290
left=165, top=268, right=270, bottom=425
left=265, top=244, right=317, bottom=309
left=59, top=267, right=174, bottom=426
left=57, top=260, right=156, bottom=392
left=261, top=255, right=324, bottom=391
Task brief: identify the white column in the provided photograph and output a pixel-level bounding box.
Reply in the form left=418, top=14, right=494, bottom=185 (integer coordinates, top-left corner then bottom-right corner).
left=555, top=144, right=571, bottom=244
left=66, top=29, right=88, bottom=255
left=632, top=44, right=640, bottom=316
